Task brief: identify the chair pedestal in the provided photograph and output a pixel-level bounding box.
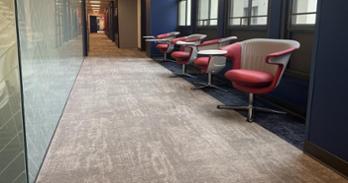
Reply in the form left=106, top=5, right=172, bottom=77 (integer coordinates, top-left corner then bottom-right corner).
left=192, top=73, right=226, bottom=92
left=217, top=93, right=286, bottom=122
left=172, top=64, right=195, bottom=78
left=162, top=52, right=176, bottom=63
left=153, top=53, right=176, bottom=63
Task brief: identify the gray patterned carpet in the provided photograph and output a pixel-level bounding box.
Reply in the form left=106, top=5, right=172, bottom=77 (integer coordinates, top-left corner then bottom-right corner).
left=37, top=57, right=347, bottom=183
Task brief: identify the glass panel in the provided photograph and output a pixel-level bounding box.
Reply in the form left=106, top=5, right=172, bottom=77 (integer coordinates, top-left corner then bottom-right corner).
left=178, top=0, right=187, bottom=26
left=209, top=19, right=218, bottom=25
left=16, top=0, right=84, bottom=182
left=229, top=0, right=249, bottom=26
left=210, top=0, right=219, bottom=19
left=187, top=0, right=192, bottom=25
left=292, top=14, right=317, bottom=25
left=293, top=0, right=317, bottom=13
left=250, top=0, right=268, bottom=25
left=292, top=0, right=317, bottom=24
left=0, top=0, right=28, bottom=182
left=198, top=0, right=209, bottom=23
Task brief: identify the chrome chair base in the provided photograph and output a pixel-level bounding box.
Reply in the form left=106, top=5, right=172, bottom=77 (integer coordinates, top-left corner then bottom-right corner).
left=162, top=53, right=176, bottom=63
left=192, top=82, right=227, bottom=92
left=217, top=93, right=286, bottom=122
left=192, top=73, right=226, bottom=92
left=171, top=64, right=196, bottom=78
left=171, top=73, right=196, bottom=78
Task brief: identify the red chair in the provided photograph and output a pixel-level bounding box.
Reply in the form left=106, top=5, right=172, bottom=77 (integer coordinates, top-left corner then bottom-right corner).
left=170, top=34, right=208, bottom=77
left=192, top=36, right=238, bottom=90
left=217, top=38, right=300, bottom=122
left=144, top=32, right=180, bottom=62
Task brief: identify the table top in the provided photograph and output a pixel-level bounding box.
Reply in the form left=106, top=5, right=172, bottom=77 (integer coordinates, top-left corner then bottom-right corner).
left=198, top=49, right=227, bottom=56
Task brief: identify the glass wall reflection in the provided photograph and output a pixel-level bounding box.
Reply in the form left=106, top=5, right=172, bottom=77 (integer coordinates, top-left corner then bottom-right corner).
left=0, top=0, right=28, bottom=182
left=16, top=0, right=84, bottom=182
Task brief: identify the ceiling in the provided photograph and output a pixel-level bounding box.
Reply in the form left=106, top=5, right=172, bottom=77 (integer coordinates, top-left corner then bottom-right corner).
left=87, top=0, right=111, bottom=14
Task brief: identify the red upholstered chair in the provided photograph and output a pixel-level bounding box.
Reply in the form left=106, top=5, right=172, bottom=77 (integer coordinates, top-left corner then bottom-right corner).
left=192, top=36, right=238, bottom=90
left=144, top=32, right=180, bottom=62
left=217, top=38, right=300, bottom=122
left=170, top=34, right=208, bottom=77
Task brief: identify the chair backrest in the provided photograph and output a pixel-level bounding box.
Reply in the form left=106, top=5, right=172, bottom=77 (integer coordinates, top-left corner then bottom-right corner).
left=222, top=38, right=300, bottom=89
left=156, top=32, right=180, bottom=39
left=240, top=39, right=300, bottom=76
left=199, top=36, right=238, bottom=50
left=185, top=34, right=207, bottom=43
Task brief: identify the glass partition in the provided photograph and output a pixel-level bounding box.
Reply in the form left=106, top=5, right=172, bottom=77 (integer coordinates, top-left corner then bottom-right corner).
left=16, top=0, right=84, bottom=182
left=0, top=0, right=28, bottom=182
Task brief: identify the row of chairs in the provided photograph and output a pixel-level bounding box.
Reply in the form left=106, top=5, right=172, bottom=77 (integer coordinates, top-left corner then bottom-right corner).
left=144, top=32, right=300, bottom=122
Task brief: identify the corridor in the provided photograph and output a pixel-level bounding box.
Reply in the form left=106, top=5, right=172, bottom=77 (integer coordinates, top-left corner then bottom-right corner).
left=88, top=33, right=146, bottom=58
left=35, top=34, right=346, bottom=183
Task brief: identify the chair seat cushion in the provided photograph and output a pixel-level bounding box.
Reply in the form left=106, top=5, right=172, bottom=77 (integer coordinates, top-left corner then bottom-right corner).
left=194, top=57, right=210, bottom=67
left=156, top=44, right=169, bottom=49
left=194, top=57, right=209, bottom=72
left=225, top=69, right=274, bottom=87
left=157, top=33, right=170, bottom=39
left=171, top=51, right=191, bottom=59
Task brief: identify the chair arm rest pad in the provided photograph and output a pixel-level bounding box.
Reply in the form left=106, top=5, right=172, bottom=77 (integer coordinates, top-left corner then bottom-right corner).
left=143, top=36, right=155, bottom=39
left=198, top=49, right=227, bottom=56
left=145, top=38, right=171, bottom=43
left=176, top=41, right=199, bottom=46
left=267, top=47, right=298, bottom=58
left=219, top=36, right=238, bottom=44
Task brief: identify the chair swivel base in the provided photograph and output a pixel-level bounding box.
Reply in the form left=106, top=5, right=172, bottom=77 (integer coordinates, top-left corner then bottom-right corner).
left=153, top=57, right=176, bottom=63
left=192, top=82, right=227, bottom=92
left=191, top=73, right=227, bottom=92
left=162, top=58, right=176, bottom=63
left=171, top=72, right=196, bottom=78
left=217, top=105, right=286, bottom=122
left=170, top=64, right=196, bottom=78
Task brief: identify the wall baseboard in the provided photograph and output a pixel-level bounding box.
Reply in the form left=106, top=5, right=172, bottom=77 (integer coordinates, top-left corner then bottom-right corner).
left=304, top=141, right=348, bottom=179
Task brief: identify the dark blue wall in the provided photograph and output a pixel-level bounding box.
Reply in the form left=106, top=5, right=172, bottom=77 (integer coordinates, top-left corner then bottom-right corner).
left=146, top=0, right=177, bottom=57
left=306, top=0, right=348, bottom=161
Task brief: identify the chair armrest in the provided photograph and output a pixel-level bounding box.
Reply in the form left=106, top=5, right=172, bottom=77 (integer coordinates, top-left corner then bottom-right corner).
left=145, top=38, right=171, bottom=43
left=171, top=31, right=181, bottom=36
left=219, top=36, right=238, bottom=44
left=143, top=36, right=155, bottom=39
left=176, top=41, right=200, bottom=46
left=266, top=47, right=298, bottom=65
left=198, top=49, right=227, bottom=56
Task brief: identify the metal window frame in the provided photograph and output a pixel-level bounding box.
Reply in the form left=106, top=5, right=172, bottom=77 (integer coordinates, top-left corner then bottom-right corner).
left=196, top=0, right=219, bottom=27
left=178, top=0, right=191, bottom=27
left=288, top=0, right=317, bottom=31
left=227, top=0, right=270, bottom=29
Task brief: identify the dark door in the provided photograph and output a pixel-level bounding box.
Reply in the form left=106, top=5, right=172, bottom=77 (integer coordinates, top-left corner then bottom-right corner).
left=90, top=16, right=98, bottom=33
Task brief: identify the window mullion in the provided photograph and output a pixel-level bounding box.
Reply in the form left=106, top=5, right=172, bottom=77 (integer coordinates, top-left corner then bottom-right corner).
left=185, top=0, right=187, bottom=26
left=248, top=0, right=252, bottom=26
left=208, top=0, right=211, bottom=26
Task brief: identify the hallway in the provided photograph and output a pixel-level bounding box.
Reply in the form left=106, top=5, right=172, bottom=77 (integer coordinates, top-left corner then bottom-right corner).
left=88, top=33, right=146, bottom=58
left=35, top=35, right=347, bottom=182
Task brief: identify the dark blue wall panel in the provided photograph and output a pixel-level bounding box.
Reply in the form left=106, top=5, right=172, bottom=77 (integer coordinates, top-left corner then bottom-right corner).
left=307, top=0, right=348, bottom=161
left=147, top=0, right=177, bottom=57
